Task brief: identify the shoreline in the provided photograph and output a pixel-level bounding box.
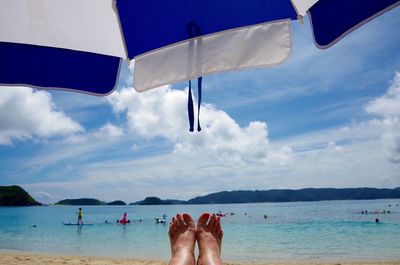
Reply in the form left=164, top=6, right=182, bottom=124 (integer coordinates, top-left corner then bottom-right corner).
left=1, top=251, right=400, bottom=265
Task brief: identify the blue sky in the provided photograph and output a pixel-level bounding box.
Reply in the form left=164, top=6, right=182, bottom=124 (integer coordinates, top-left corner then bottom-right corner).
left=1, top=9, right=400, bottom=204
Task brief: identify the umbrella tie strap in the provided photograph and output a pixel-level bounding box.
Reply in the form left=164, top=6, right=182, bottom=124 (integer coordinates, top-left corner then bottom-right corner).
left=188, top=80, right=195, bottom=132
left=186, top=22, right=202, bottom=132
left=187, top=77, right=202, bottom=132
left=197, top=77, right=202, bottom=132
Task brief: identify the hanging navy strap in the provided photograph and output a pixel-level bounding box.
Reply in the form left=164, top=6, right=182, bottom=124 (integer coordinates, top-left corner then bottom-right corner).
left=187, top=80, right=195, bottom=132
left=187, top=78, right=202, bottom=132
left=196, top=77, right=202, bottom=132
left=187, top=22, right=203, bottom=132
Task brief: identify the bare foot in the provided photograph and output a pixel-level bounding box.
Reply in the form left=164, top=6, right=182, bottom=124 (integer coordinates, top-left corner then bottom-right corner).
left=196, top=213, right=223, bottom=265
left=168, top=213, right=196, bottom=265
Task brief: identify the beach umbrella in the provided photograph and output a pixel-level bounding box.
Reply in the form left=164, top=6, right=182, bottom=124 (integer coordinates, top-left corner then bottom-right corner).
left=1, top=0, right=399, bottom=127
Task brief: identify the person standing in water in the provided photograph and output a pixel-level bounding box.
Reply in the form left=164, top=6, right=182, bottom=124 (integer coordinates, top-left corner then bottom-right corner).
left=77, top=208, right=83, bottom=225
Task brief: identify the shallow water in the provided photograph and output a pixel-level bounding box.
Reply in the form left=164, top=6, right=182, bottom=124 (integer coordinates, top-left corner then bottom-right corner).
left=0, top=199, right=399, bottom=261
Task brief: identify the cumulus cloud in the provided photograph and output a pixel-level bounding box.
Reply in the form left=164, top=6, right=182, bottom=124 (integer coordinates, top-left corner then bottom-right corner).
left=0, top=86, right=83, bottom=145
left=365, top=72, right=400, bottom=163
left=108, top=85, right=292, bottom=165
left=366, top=72, right=400, bottom=117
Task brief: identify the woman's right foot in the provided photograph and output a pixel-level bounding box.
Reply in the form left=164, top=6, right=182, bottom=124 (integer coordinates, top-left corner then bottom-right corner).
left=196, top=213, right=223, bottom=265
left=168, top=213, right=196, bottom=265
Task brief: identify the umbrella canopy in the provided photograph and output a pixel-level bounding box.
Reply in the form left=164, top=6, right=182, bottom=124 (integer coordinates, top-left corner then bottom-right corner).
left=0, top=0, right=399, bottom=95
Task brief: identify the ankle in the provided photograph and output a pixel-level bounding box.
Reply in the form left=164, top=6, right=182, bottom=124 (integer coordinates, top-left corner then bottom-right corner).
left=197, top=252, right=222, bottom=265
left=172, top=243, right=195, bottom=254
left=170, top=250, right=195, bottom=265
left=198, top=246, right=220, bottom=257
left=172, top=247, right=195, bottom=259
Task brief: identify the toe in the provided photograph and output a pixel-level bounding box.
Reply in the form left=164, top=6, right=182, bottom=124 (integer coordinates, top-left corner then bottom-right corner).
left=197, top=213, right=210, bottom=229
left=177, top=214, right=185, bottom=227
left=172, top=217, right=178, bottom=230
left=215, top=219, right=221, bottom=233
left=169, top=222, right=175, bottom=237
left=182, top=213, right=194, bottom=227
left=214, top=217, right=221, bottom=232
left=208, top=214, right=216, bottom=229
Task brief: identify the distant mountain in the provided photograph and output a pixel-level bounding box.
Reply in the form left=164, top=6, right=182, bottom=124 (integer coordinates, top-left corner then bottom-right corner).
left=164, top=199, right=189, bottom=205
left=135, top=196, right=171, bottom=205
left=56, top=198, right=106, bottom=205
left=132, top=196, right=187, bottom=205
left=107, top=200, right=126, bottom=205
left=0, top=185, right=41, bottom=206
left=54, top=187, right=400, bottom=206
left=188, top=188, right=400, bottom=204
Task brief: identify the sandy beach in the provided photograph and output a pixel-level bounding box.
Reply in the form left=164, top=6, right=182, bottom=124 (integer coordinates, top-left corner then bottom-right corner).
left=1, top=252, right=399, bottom=265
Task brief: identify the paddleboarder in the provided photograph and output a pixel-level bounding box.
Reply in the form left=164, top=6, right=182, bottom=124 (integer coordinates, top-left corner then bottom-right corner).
left=77, top=208, right=83, bottom=225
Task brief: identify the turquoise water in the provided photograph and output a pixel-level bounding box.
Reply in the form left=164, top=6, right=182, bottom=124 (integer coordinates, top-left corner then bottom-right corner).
left=1, top=199, right=400, bottom=261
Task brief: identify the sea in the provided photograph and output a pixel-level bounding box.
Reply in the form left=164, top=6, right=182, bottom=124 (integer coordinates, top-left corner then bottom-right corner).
left=0, top=199, right=399, bottom=262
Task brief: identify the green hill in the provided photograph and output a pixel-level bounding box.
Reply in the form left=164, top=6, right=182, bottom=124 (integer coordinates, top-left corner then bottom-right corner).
left=135, top=196, right=172, bottom=205
left=0, top=185, right=41, bottom=206
left=131, top=196, right=188, bottom=205
left=188, top=188, right=400, bottom=204
left=106, top=200, right=127, bottom=205
left=56, top=198, right=106, bottom=205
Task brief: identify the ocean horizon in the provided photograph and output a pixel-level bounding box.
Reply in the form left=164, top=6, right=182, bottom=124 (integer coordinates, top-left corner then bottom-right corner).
left=1, top=199, right=399, bottom=262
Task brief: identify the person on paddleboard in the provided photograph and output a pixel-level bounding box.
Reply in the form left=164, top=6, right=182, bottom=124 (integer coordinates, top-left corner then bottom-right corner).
left=77, top=208, right=83, bottom=225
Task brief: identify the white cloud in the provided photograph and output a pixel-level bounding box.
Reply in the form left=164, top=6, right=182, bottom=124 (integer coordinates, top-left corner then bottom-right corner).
left=366, top=72, right=400, bottom=117
left=327, top=141, right=343, bottom=152
left=365, top=72, right=400, bottom=163
left=0, top=86, right=83, bottom=145
left=19, top=122, right=126, bottom=174
left=94, top=123, right=124, bottom=138
left=108, top=85, right=292, bottom=166
left=255, top=72, right=400, bottom=189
